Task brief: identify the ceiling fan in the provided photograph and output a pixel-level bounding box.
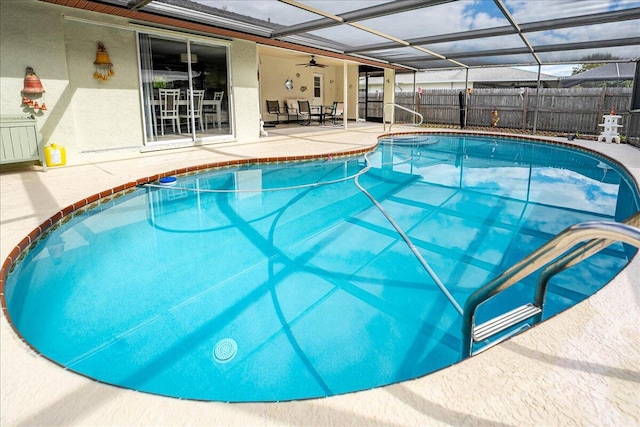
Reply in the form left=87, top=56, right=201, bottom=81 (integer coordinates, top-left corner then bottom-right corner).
left=296, top=55, right=328, bottom=68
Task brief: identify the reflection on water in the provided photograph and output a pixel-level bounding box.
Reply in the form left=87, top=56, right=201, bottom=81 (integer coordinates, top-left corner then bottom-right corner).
left=4, top=135, right=639, bottom=402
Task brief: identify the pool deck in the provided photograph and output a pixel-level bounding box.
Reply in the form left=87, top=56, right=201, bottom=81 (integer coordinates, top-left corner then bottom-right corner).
left=1, top=123, right=639, bottom=426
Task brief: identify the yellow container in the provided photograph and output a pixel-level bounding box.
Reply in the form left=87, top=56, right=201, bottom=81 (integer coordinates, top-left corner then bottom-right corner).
left=44, top=143, right=66, bottom=167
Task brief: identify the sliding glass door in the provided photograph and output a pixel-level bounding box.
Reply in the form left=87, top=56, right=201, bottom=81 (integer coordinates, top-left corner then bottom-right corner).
left=138, top=33, right=231, bottom=145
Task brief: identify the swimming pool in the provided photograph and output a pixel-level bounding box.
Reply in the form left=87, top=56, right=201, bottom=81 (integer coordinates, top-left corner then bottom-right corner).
left=3, top=134, right=638, bottom=402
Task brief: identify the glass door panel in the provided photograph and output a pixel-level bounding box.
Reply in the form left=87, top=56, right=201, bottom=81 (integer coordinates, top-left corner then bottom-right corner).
left=140, top=35, right=190, bottom=144
left=139, top=34, right=231, bottom=145
left=189, top=42, right=230, bottom=137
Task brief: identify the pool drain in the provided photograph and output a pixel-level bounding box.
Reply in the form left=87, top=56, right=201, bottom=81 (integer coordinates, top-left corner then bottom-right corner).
left=213, top=338, right=237, bottom=363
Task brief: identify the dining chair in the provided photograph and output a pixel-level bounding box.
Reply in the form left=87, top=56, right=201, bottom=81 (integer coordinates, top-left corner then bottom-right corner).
left=205, top=91, right=224, bottom=130
left=180, top=89, right=205, bottom=133
left=158, top=89, right=181, bottom=135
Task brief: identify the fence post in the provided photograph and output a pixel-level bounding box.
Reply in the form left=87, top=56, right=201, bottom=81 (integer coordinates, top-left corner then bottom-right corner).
left=522, top=88, right=529, bottom=130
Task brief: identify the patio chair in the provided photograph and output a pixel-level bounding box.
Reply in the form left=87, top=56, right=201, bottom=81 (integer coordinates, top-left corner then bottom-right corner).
left=325, top=101, right=344, bottom=126
left=180, top=89, right=205, bottom=133
left=265, top=100, right=283, bottom=124
left=158, top=88, right=181, bottom=136
left=285, top=99, right=299, bottom=123
left=297, top=100, right=323, bottom=125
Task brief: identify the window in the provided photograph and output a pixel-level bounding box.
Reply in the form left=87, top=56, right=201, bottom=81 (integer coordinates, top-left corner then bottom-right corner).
left=312, top=74, right=323, bottom=106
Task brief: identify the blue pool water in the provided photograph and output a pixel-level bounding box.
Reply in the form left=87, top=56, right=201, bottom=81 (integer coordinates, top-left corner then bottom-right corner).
left=5, top=135, right=638, bottom=402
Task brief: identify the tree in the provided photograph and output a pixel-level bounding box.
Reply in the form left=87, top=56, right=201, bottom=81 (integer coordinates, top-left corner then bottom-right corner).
left=569, top=54, right=632, bottom=88
left=571, top=53, right=617, bottom=75
left=571, top=63, right=605, bottom=75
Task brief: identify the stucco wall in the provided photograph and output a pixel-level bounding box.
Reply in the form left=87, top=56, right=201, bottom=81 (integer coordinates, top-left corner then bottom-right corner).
left=230, top=39, right=260, bottom=141
left=0, top=0, right=79, bottom=157
left=1, top=0, right=261, bottom=165
left=62, top=18, right=143, bottom=154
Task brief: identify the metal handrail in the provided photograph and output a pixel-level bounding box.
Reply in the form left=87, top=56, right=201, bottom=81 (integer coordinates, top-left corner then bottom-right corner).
left=462, top=211, right=640, bottom=357
left=383, top=103, right=423, bottom=131
left=354, top=167, right=463, bottom=316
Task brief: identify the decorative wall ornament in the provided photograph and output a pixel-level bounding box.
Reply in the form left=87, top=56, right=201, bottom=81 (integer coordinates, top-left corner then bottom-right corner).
left=21, top=67, right=47, bottom=112
left=94, top=42, right=114, bottom=81
left=300, top=85, right=308, bottom=92
left=285, top=78, right=294, bottom=90
left=491, top=107, right=500, bottom=127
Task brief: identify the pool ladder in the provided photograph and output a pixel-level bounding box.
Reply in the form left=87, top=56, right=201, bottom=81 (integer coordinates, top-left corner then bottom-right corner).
left=462, top=211, right=640, bottom=358
left=383, top=103, right=423, bottom=132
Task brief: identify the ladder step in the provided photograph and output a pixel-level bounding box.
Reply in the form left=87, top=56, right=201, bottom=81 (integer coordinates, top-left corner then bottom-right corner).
left=473, top=303, right=542, bottom=342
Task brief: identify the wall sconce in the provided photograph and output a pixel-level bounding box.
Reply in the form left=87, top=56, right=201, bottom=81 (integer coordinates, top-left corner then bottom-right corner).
left=21, top=67, right=47, bottom=112
left=94, top=42, right=114, bottom=81
left=329, top=80, right=335, bottom=84
left=285, top=78, right=294, bottom=90
left=180, top=53, right=198, bottom=63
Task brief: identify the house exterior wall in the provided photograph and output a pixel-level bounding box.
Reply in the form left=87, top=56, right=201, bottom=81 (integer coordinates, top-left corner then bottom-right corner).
left=0, top=0, right=261, bottom=165
left=1, top=0, right=80, bottom=157
left=62, top=16, right=143, bottom=154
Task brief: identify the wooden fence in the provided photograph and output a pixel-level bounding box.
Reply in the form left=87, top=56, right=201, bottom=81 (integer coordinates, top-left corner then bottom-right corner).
left=389, top=87, right=637, bottom=138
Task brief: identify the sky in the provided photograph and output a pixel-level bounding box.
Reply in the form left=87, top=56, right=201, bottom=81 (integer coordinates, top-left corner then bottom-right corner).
left=516, top=65, right=577, bottom=77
